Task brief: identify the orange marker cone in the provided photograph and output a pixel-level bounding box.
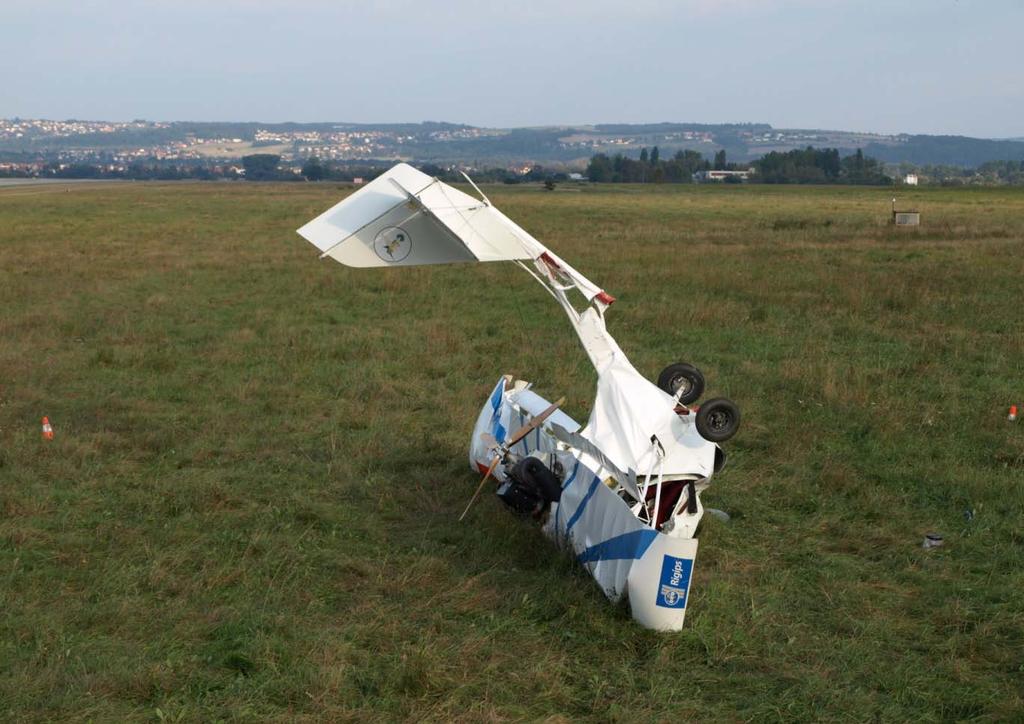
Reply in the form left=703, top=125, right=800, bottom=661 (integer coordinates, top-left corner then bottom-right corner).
left=42, top=416, right=54, bottom=440
left=1010, top=405, right=1018, bottom=422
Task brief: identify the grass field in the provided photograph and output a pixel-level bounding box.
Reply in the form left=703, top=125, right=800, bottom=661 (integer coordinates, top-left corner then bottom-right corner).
left=2, top=180, right=1023, bottom=721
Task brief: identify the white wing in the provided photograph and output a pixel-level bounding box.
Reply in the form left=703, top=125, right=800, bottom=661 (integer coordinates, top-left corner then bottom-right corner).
left=297, top=163, right=534, bottom=268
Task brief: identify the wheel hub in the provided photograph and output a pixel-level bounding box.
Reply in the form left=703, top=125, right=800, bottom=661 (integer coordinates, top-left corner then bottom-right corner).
left=671, top=376, right=691, bottom=394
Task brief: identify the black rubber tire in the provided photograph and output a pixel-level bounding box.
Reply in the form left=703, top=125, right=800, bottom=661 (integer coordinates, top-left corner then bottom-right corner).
left=695, top=398, right=741, bottom=442
left=657, top=363, right=705, bottom=405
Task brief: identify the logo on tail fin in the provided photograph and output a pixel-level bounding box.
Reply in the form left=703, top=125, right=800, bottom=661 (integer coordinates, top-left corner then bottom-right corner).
left=373, top=226, right=412, bottom=262
left=656, top=554, right=692, bottom=608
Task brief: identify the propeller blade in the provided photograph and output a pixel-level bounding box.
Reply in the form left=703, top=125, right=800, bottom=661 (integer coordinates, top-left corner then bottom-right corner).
left=505, top=396, right=565, bottom=448
left=459, top=456, right=501, bottom=522
left=460, top=397, right=565, bottom=522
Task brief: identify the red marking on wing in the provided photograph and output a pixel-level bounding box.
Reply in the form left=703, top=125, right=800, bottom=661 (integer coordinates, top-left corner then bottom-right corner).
left=539, top=252, right=561, bottom=269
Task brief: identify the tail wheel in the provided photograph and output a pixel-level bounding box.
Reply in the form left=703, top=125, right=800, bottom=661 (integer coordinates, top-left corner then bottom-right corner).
left=695, top=398, right=741, bottom=442
left=657, top=363, right=705, bottom=405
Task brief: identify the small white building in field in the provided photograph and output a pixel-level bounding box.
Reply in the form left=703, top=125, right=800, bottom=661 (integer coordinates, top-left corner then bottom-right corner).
left=891, top=197, right=920, bottom=226
left=904, top=173, right=919, bottom=186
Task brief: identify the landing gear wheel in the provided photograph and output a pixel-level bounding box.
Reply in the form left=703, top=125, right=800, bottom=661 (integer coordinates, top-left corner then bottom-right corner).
left=657, top=363, right=705, bottom=405
left=695, top=398, right=741, bottom=442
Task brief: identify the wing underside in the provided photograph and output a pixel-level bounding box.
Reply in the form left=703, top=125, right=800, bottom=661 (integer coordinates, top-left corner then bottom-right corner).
left=297, top=163, right=535, bottom=268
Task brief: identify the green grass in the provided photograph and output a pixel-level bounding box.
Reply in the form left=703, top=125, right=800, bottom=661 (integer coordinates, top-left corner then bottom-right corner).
left=2, top=180, right=1023, bottom=721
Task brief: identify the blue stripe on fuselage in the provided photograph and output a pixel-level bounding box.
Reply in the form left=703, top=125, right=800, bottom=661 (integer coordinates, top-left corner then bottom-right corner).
left=489, top=380, right=506, bottom=443
left=553, top=460, right=581, bottom=544
left=489, top=380, right=504, bottom=410
left=576, top=529, right=658, bottom=564
left=564, top=475, right=601, bottom=536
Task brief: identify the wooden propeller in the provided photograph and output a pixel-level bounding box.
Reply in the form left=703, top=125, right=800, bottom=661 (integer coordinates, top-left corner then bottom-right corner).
left=459, top=397, right=565, bottom=521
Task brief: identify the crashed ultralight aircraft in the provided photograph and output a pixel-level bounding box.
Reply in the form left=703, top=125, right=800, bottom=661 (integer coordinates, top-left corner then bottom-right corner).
left=297, top=164, right=740, bottom=630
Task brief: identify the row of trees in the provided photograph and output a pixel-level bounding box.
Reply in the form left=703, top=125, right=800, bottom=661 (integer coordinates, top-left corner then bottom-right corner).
left=301, top=157, right=575, bottom=185
left=9, top=149, right=1021, bottom=187
left=585, top=146, right=891, bottom=184
left=254, top=154, right=384, bottom=182
left=903, top=160, right=1024, bottom=186
left=586, top=147, right=718, bottom=183
left=757, top=148, right=890, bottom=184
left=0, top=154, right=393, bottom=183
left=0, top=161, right=240, bottom=181
left=296, top=153, right=1022, bottom=186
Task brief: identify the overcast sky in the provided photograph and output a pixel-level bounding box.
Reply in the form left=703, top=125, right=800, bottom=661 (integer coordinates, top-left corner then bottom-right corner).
left=3, top=0, right=1022, bottom=137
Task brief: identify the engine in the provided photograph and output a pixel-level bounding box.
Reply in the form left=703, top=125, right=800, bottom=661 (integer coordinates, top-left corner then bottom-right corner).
left=496, top=455, right=562, bottom=517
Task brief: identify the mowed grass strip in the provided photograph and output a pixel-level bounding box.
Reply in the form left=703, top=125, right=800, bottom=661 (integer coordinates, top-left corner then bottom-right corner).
left=1, top=181, right=1023, bottom=721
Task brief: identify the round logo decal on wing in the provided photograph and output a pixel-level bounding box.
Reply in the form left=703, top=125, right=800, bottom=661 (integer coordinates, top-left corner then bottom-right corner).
left=373, top=226, right=412, bottom=262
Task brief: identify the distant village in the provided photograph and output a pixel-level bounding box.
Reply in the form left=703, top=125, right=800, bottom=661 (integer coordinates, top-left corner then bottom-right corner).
left=0, top=118, right=899, bottom=175
left=0, top=118, right=168, bottom=140
left=1, top=118, right=1021, bottom=185
left=0, top=119, right=521, bottom=175
left=0, top=119, right=501, bottom=177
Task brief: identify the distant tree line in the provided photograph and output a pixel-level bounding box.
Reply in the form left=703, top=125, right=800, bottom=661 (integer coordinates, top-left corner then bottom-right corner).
left=972, top=160, right=1024, bottom=184
left=296, top=156, right=393, bottom=183
left=6, top=148, right=1024, bottom=187
left=0, top=154, right=393, bottom=182
left=256, top=155, right=573, bottom=184
left=586, top=147, right=713, bottom=183
left=299, top=157, right=576, bottom=185
left=584, top=145, right=892, bottom=184
left=902, top=160, right=1024, bottom=186
left=0, top=160, right=240, bottom=181
left=757, top=147, right=890, bottom=184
